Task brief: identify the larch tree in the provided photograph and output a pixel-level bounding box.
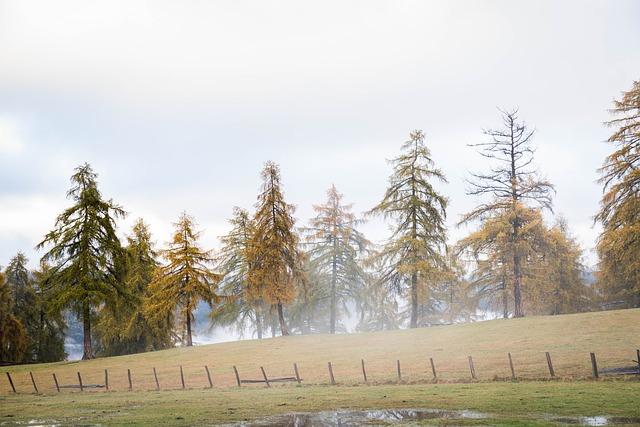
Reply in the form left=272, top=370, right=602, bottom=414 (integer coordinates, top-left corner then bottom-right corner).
left=98, top=219, right=173, bottom=355
left=368, top=130, right=448, bottom=329
left=4, top=253, right=38, bottom=361
left=304, top=185, right=368, bottom=334
left=212, top=207, right=265, bottom=339
left=0, top=271, right=28, bottom=362
left=460, top=109, right=554, bottom=317
left=32, top=262, right=67, bottom=362
left=246, top=161, right=304, bottom=336
left=595, top=79, right=640, bottom=307
left=146, top=213, right=221, bottom=347
left=37, top=163, right=126, bottom=359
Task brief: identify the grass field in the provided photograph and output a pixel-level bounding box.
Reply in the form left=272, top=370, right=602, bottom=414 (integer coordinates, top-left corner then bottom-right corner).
left=1, top=309, right=639, bottom=425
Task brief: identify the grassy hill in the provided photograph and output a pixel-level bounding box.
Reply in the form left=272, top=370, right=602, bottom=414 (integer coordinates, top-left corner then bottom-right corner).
left=1, top=309, right=640, bottom=425
left=3, top=308, right=640, bottom=393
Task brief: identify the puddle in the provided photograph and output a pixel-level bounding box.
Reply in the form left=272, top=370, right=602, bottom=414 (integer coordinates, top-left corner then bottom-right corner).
left=233, top=409, right=640, bottom=426
left=233, top=408, right=488, bottom=426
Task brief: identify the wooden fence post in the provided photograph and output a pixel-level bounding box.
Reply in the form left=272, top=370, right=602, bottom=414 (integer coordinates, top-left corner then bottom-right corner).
left=361, top=359, right=368, bottom=383
left=468, top=356, right=477, bottom=380
left=293, top=363, right=301, bottom=384
left=179, top=365, right=185, bottom=389
left=508, top=352, right=516, bottom=379
left=205, top=366, right=213, bottom=388
left=29, top=372, right=38, bottom=394
left=52, top=373, right=60, bottom=392
left=127, top=369, right=133, bottom=391
left=104, top=369, right=109, bottom=391
left=6, top=372, right=16, bottom=393
left=396, top=360, right=402, bottom=381
left=430, top=358, right=437, bottom=380
left=260, top=367, right=270, bottom=387
left=327, top=362, right=336, bottom=385
left=545, top=352, right=555, bottom=377
left=153, top=367, right=160, bottom=391
left=590, top=352, right=599, bottom=379
left=77, top=371, right=84, bottom=392
left=233, top=366, right=241, bottom=387
left=636, top=349, right=640, bottom=374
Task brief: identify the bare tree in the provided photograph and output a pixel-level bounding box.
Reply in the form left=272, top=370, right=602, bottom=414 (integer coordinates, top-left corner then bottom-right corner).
left=460, top=109, right=554, bottom=317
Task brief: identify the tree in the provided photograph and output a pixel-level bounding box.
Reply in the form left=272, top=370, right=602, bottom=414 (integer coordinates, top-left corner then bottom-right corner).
left=97, top=219, right=173, bottom=355
left=0, top=271, right=28, bottom=362
left=304, top=185, right=368, bottom=334
left=146, top=213, right=220, bottom=346
left=4, top=253, right=38, bottom=361
left=246, top=161, right=304, bottom=336
left=596, top=80, right=640, bottom=307
left=538, top=219, right=590, bottom=315
left=211, top=207, right=265, bottom=339
left=368, top=130, right=448, bottom=328
left=461, top=109, right=554, bottom=317
left=32, top=262, right=67, bottom=362
left=37, top=163, right=126, bottom=359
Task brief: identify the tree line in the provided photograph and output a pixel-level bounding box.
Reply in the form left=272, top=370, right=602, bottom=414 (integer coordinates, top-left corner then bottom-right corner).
left=1, top=80, right=638, bottom=362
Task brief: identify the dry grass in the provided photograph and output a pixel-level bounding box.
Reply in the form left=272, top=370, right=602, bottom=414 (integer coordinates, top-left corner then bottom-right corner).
left=3, top=308, right=639, bottom=395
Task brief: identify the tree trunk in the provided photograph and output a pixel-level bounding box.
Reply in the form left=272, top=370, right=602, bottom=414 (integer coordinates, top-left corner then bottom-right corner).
left=255, top=306, right=263, bottom=339
left=330, top=248, right=337, bottom=334
left=277, top=302, right=289, bottom=336
left=185, top=313, right=193, bottom=346
left=81, top=302, right=93, bottom=360
left=410, top=272, right=418, bottom=328
left=502, top=279, right=509, bottom=319
left=513, top=253, right=524, bottom=317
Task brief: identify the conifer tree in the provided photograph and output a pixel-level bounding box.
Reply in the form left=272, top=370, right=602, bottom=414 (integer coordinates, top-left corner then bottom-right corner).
left=0, top=271, right=28, bottom=362
left=247, top=161, right=304, bottom=336
left=32, top=262, right=67, bottom=362
left=212, top=207, right=266, bottom=339
left=4, top=253, right=38, bottom=361
left=460, top=109, right=554, bottom=317
left=368, top=130, right=448, bottom=328
left=596, top=80, right=640, bottom=307
left=146, top=213, right=220, bottom=346
left=304, top=185, right=368, bottom=334
left=98, top=219, right=173, bottom=355
left=37, top=163, right=126, bottom=359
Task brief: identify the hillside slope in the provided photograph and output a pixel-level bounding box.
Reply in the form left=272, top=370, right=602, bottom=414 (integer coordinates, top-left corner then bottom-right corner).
left=3, top=309, right=639, bottom=394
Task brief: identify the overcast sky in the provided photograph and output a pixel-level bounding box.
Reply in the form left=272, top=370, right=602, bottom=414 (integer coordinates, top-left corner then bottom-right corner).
left=1, top=0, right=639, bottom=271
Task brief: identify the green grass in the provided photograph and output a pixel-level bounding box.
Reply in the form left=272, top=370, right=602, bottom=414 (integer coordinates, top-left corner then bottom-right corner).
left=1, top=309, right=639, bottom=425
left=1, top=382, right=639, bottom=425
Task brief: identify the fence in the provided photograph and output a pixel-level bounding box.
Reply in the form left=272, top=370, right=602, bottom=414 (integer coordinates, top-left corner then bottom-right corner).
left=3, top=349, right=639, bottom=395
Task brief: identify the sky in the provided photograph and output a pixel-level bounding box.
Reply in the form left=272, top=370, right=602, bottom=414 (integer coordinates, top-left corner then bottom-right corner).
left=1, top=0, right=639, bottom=273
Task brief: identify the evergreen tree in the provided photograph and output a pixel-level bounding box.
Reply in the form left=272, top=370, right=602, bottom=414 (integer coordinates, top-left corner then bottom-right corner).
left=304, top=185, right=368, bottom=334
left=97, top=219, right=173, bottom=355
left=246, top=161, right=304, bottom=336
left=539, top=219, right=590, bottom=315
left=37, top=163, right=126, bottom=359
left=356, top=258, right=401, bottom=332
left=146, top=213, right=220, bottom=346
left=4, top=253, right=38, bottom=361
left=368, top=130, right=448, bottom=328
left=32, top=262, right=67, bottom=362
left=212, top=207, right=265, bottom=339
left=460, top=109, right=554, bottom=317
left=596, top=80, right=640, bottom=307
left=0, top=271, right=28, bottom=362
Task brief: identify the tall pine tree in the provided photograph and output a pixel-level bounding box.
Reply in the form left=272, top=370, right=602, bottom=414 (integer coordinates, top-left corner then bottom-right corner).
left=37, top=163, right=126, bottom=359
left=146, top=213, right=220, bottom=346
left=596, top=80, right=640, bottom=307
left=368, top=130, right=448, bottom=328
left=247, top=161, right=304, bottom=336
left=304, top=185, right=368, bottom=334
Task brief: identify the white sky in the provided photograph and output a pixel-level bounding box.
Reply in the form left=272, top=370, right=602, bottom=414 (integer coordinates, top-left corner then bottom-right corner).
left=1, top=0, right=639, bottom=270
